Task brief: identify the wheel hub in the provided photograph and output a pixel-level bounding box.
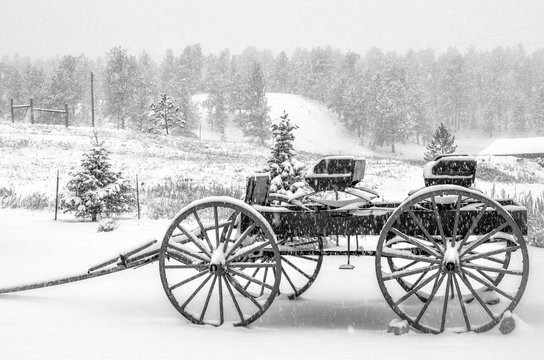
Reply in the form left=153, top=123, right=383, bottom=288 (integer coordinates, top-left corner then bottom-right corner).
left=443, top=247, right=459, bottom=272
left=209, top=248, right=226, bottom=275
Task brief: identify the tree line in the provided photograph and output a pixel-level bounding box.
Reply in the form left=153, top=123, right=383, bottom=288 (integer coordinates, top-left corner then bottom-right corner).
left=1, top=44, right=544, bottom=150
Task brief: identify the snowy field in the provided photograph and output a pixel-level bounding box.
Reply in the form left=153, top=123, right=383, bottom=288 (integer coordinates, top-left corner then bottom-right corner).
left=1, top=209, right=544, bottom=360
left=2, top=93, right=544, bottom=359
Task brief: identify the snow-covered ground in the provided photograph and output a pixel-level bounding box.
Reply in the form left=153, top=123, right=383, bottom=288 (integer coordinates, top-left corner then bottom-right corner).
left=0, top=209, right=543, bottom=360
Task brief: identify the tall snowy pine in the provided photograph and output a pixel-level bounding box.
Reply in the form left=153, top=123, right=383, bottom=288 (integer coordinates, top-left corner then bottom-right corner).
left=61, top=134, right=134, bottom=221
left=268, top=111, right=304, bottom=193
left=239, top=61, right=271, bottom=144
left=149, top=94, right=185, bottom=135
left=424, top=122, right=457, bottom=161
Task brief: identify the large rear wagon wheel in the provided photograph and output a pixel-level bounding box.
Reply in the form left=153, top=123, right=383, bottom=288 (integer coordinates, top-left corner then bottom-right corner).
left=159, top=197, right=282, bottom=327
left=375, top=185, right=529, bottom=334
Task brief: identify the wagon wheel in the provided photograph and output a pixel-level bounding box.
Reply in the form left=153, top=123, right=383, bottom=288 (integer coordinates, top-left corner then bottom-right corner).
left=375, top=185, right=529, bottom=334
left=159, top=197, right=282, bottom=327
left=278, top=235, right=324, bottom=299
left=230, top=236, right=324, bottom=300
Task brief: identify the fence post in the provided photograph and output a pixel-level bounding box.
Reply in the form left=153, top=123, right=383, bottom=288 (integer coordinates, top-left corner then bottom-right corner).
left=136, top=174, right=140, bottom=220
left=30, top=98, right=34, bottom=124
left=10, top=98, right=14, bottom=123
left=64, top=104, right=69, bottom=127
left=54, top=170, right=60, bottom=221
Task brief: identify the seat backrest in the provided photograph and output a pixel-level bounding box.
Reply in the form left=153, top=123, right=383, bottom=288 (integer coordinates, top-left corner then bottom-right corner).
left=305, top=156, right=366, bottom=192
left=245, top=173, right=270, bottom=205
left=423, top=154, right=477, bottom=187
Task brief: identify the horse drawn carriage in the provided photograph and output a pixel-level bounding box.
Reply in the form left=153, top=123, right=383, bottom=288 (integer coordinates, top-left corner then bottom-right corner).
left=0, top=154, right=529, bottom=334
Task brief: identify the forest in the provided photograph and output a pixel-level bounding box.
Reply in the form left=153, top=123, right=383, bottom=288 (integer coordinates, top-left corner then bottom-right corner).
left=1, top=44, right=544, bottom=152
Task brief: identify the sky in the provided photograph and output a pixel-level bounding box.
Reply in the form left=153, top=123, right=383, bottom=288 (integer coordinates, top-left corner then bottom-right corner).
left=1, top=0, right=544, bottom=60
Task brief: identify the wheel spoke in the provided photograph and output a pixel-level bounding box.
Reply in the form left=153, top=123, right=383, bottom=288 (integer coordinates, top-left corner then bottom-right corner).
left=414, top=272, right=446, bottom=325
left=457, top=271, right=496, bottom=320
left=225, top=273, right=264, bottom=311
left=244, top=267, right=260, bottom=291
left=291, top=254, right=319, bottom=262
left=176, top=224, right=212, bottom=258
left=462, top=245, right=520, bottom=262
left=440, top=273, right=452, bottom=332
left=165, top=250, right=195, bottom=265
left=281, top=256, right=312, bottom=280
left=168, top=244, right=210, bottom=263
left=460, top=222, right=509, bottom=257
left=281, top=267, right=298, bottom=294
left=382, top=264, right=440, bottom=281
left=224, top=275, right=245, bottom=323
left=381, top=247, right=441, bottom=264
left=462, top=269, right=516, bottom=301
left=388, top=228, right=442, bottom=258
left=218, top=276, right=224, bottom=325
left=260, top=267, right=269, bottom=296
left=193, top=210, right=214, bottom=252
left=180, top=273, right=213, bottom=310
left=431, top=196, right=447, bottom=245
left=395, top=260, right=419, bottom=272
left=214, top=206, right=220, bottom=248
left=169, top=270, right=208, bottom=291
left=222, top=212, right=239, bottom=252
left=462, top=262, right=523, bottom=276
left=408, top=209, right=444, bottom=254
left=224, top=223, right=257, bottom=259
left=226, top=240, right=272, bottom=264
left=451, top=196, right=463, bottom=246
left=457, top=205, right=487, bottom=251
left=394, top=271, right=439, bottom=306
left=229, top=268, right=274, bottom=291
left=164, top=264, right=205, bottom=269
left=228, top=262, right=277, bottom=268
left=199, top=275, right=217, bottom=321
left=453, top=274, right=471, bottom=331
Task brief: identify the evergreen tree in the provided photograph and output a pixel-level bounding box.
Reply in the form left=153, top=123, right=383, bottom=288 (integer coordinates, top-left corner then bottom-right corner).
left=149, top=93, right=184, bottom=135
left=268, top=111, right=304, bottom=193
left=238, top=61, right=271, bottom=143
left=61, top=133, right=134, bottom=221
left=132, top=51, right=157, bottom=131
left=423, top=122, right=457, bottom=161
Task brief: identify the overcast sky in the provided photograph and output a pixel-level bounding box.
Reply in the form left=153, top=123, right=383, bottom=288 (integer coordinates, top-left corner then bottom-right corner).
left=1, top=0, right=544, bottom=60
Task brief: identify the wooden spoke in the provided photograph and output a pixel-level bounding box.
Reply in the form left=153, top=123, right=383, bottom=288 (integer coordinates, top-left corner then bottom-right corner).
left=176, top=224, right=212, bottom=258
left=451, top=196, right=463, bottom=246
left=292, top=254, right=319, bottom=262
left=410, top=268, right=430, bottom=290
left=382, top=264, right=440, bottom=281
left=381, top=248, right=441, bottom=264
left=462, top=269, right=516, bottom=301
left=225, top=273, right=264, bottom=311
left=200, top=275, right=217, bottom=321
left=193, top=210, right=214, bottom=252
left=394, top=271, right=439, bottom=306
left=214, top=206, right=220, bottom=248
left=281, top=267, right=298, bottom=294
left=168, top=244, right=210, bottom=263
left=169, top=270, right=208, bottom=291
left=431, top=196, right=447, bottom=244
left=457, top=205, right=487, bottom=251
left=218, top=276, right=224, bottom=325
left=413, top=272, right=446, bottom=325
left=229, top=268, right=274, bottom=291
left=228, top=262, right=277, bottom=268
left=226, top=240, right=272, bottom=264
left=164, top=264, right=205, bottom=269
left=460, top=222, right=509, bottom=257
left=462, top=245, right=520, bottom=262
left=475, top=268, right=499, bottom=284
left=281, top=256, right=312, bottom=280
left=224, top=275, right=245, bottom=324
left=457, top=271, right=496, bottom=320
left=224, top=223, right=257, bottom=259
left=180, top=273, right=213, bottom=310
left=222, top=212, right=239, bottom=252
left=408, top=209, right=444, bottom=254
left=388, top=228, right=442, bottom=258
left=462, top=263, right=523, bottom=276
left=243, top=267, right=261, bottom=291
left=453, top=274, right=471, bottom=332
left=395, top=260, right=419, bottom=272
left=260, top=267, right=269, bottom=296
left=440, top=273, right=452, bottom=332
left=165, top=250, right=194, bottom=265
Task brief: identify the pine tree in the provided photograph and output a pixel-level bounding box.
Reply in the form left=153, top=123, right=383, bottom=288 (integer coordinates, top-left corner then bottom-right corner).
left=149, top=94, right=184, bottom=135
left=268, top=111, right=304, bottom=193
left=61, top=133, right=134, bottom=221
left=423, top=122, right=457, bottom=161
left=238, top=61, right=271, bottom=143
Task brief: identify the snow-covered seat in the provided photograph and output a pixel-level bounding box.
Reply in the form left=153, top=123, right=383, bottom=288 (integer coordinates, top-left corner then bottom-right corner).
left=423, top=154, right=477, bottom=188
left=305, top=156, right=366, bottom=192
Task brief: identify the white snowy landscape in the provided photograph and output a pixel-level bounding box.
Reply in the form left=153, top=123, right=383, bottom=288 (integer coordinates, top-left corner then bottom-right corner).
left=1, top=92, right=544, bottom=359
left=2, top=0, right=544, bottom=359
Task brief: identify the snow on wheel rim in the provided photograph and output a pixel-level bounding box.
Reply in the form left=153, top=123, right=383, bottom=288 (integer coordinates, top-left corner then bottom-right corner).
left=159, top=196, right=281, bottom=327
left=375, top=185, right=529, bottom=334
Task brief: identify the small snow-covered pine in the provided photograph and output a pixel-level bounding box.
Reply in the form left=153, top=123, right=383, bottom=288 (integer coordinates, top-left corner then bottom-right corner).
left=268, top=111, right=306, bottom=194
left=60, top=133, right=135, bottom=221
left=423, top=122, right=457, bottom=161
